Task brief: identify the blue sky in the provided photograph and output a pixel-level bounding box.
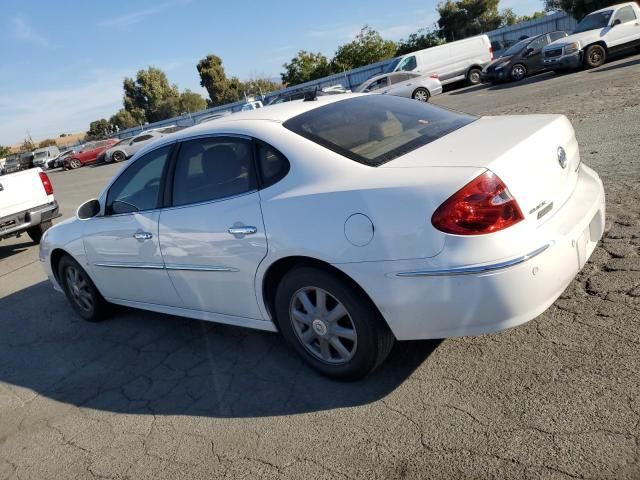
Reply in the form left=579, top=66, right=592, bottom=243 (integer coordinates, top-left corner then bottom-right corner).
left=0, top=0, right=543, bottom=145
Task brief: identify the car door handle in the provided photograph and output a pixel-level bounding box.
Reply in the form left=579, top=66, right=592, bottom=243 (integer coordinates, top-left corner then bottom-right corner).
left=133, top=232, right=153, bottom=240
left=228, top=226, right=257, bottom=236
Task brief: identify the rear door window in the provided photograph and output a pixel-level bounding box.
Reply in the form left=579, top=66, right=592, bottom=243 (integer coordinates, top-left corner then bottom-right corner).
left=397, top=56, right=417, bottom=71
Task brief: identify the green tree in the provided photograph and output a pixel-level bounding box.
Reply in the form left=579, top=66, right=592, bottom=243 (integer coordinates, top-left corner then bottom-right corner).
left=281, top=51, right=333, bottom=86
left=197, top=55, right=244, bottom=106
left=179, top=89, right=208, bottom=113
left=38, top=139, right=58, bottom=148
left=123, top=67, right=181, bottom=123
left=544, top=0, right=615, bottom=20
left=0, top=145, right=11, bottom=157
left=501, top=8, right=519, bottom=25
left=244, top=77, right=283, bottom=97
left=86, top=119, right=111, bottom=139
left=396, top=28, right=445, bottom=56
left=332, top=26, right=397, bottom=71
left=519, top=11, right=546, bottom=22
left=437, top=0, right=502, bottom=41
left=110, top=109, right=141, bottom=131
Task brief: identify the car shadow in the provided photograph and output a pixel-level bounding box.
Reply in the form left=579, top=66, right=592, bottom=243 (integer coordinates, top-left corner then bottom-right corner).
left=0, top=238, right=34, bottom=259
left=590, top=57, right=640, bottom=73
left=0, top=281, right=441, bottom=418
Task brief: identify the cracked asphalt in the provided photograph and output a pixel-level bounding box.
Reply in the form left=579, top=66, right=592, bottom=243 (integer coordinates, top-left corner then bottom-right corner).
left=1, top=53, right=639, bottom=479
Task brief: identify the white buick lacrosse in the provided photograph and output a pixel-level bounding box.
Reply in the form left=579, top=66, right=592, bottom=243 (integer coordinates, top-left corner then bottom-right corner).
left=40, top=94, right=605, bottom=379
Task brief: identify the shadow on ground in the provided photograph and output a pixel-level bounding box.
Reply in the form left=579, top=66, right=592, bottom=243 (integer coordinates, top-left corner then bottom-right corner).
left=0, top=239, right=34, bottom=260
left=0, top=281, right=440, bottom=418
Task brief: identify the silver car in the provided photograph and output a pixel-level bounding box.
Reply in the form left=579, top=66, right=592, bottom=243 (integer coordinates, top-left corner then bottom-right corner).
left=104, top=131, right=166, bottom=163
left=355, top=71, right=443, bottom=102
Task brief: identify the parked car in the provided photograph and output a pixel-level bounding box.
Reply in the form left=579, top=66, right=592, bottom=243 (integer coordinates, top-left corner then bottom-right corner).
left=266, top=85, right=350, bottom=105
left=196, top=111, right=233, bottom=124
left=1, top=168, right=59, bottom=243
left=49, top=149, right=74, bottom=169
left=385, top=35, right=493, bottom=85
left=355, top=71, right=442, bottom=101
left=3, top=152, right=33, bottom=174
left=543, top=2, right=640, bottom=70
left=63, top=139, right=118, bottom=169
left=103, top=131, right=166, bottom=163
left=32, top=146, right=61, bottom=168
left=41, top=93, right=605, bottom=380
left=483, top=31, right=569, bottom=83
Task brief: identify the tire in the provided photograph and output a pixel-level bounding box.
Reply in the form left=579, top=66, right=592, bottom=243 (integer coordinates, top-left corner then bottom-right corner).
left=69, top=158, right=82, bottom=169
left=584, top=44, right=606, bottom=68
left=411, top=87, right=431, bottom=102
left=274, top=267, right=395, bottom=380
left=112, top=150, right=126, bottom=163
left=27, top=220, right=52, bottom=244
left=58, top=255, right=108, bottom=322
left=467, top=68, right=482, bottom=85
left=510, top=63, right=527, bottom=81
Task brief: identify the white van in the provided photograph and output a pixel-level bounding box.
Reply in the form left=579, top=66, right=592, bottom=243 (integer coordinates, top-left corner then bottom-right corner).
left=386, top=35, right=493, bottom=85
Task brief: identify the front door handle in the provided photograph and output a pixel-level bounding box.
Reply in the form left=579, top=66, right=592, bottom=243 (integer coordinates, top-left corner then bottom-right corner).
left=133, top=232, right=153, bottom=240
left=228, top=226, right=257, bottom=236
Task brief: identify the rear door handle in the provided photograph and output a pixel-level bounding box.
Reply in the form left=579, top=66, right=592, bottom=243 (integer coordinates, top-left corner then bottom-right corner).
left=133, top=232, right=153, bottom=240
left=228, top=226, right=257, bottom=236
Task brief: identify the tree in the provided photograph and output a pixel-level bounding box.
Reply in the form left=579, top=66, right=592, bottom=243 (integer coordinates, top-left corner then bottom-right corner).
left=123, top=67, right=181, bottom=123
left=86, top=119, right=111, bottom=139
left=519, top=11, right=546, bottom=22
left=544, top=0, right=615, bottom=19
left=501, top=8, right=519, bottom=25
left=437, top=0, right=502, bottom=41
left=332, top=26, right=397, bottom=71
left=38, top=139, right=58, bottom=148
left=243, top=76, right=283, bottom=97
left=21, top=139, right=35, bottom=153
left=179, top=89, right=208, bottom=113
left=110, top=109, right=141, bottom=131
left=396, top=28, right=445, bottom=56
left=281, top=51, right=333, bottom=86
left=0, top=145, right=11, bottom=157
left=197, top=55, right=244, bottom=106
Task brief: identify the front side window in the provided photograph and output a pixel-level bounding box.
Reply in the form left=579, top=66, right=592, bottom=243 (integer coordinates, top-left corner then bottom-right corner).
left=613, top=6, right=637, bottom=23
left=398, top=56, right=417, bottom=71
left=105, top=145, right=171, bottom=215
left=363, top=77, right=388, bottom=91
left=284, top=95, right=476, bottom=167
left=132, top=134, right=153, bottom=144
left=171, top=137, right=256, bottom=207
left=527, top=35, right=548, bottom=51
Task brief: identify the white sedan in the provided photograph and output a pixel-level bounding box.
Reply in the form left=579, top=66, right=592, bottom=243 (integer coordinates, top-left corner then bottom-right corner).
left=355, top=71, right=443, bottom=102
left=40, top=94, right=605, bottom=380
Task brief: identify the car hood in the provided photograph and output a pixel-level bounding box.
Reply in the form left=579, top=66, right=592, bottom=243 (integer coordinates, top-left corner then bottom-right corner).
left=544, top=30, right=600, bottom=49
left=486, top=55, right=514, bottom=69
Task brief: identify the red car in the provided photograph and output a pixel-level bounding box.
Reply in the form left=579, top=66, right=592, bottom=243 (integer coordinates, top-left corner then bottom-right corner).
left=63, top=139, right=118, bottom=169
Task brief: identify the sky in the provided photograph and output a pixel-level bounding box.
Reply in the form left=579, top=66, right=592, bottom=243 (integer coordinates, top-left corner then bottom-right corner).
left=0, top=0, right=543, bottom=145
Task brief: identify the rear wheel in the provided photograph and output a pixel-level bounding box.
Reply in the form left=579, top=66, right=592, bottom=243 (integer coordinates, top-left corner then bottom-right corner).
left=275, top=267, right=394, bottom=380
left=510, top=63, right=527, bottom=81
left=68, top=158, right=82, bottom=169
left=112, top=150, right=126, bottom=163
left=467, top=68, right=482, bottom=85
left=58, top=255, right=108, bottom=322
left=27, top=220, right=52, bottom=244
left=412, top=87, right=431, bottom=102
left=584, top=44, right=606, bottom=68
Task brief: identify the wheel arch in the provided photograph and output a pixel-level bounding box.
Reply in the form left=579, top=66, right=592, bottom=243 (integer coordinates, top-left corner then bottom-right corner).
left=50, top=248, right=72, bottom=284
left=467, top=63, right=484, bottom=74
left=584, top=40, right=608, bottom=52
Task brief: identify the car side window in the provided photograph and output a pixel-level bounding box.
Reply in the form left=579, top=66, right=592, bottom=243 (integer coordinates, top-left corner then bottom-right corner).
left=256, top=141, right=290, bottom=189
left=105, top=145, right=172, bottom=215
left=132, top=134, right=153, bottom=143
left=398, top=56, right=417, bottom=71
left=613, top=5, right=637, bottom=23
left=389, top=73, right=411, bottom=84
left=171, top=137, right=257, bottom=207
left=527, top=35, right=548, bottom=52
left=366, top=78, right=388, bottom=91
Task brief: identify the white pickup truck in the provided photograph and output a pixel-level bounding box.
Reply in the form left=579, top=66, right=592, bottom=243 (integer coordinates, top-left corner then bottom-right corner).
left=543, top=2, right=640, bottom=70
left=0, top=168, right=60, bottom=243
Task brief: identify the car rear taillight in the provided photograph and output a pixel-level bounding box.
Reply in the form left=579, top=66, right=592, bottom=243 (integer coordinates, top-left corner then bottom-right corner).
left=39, top=171, right=54, bottom=195
left=489, top=47, right=494, bottom=60
left=431, top=171, right=524, bottom=235
left=430, top=73, right=439, bottom=79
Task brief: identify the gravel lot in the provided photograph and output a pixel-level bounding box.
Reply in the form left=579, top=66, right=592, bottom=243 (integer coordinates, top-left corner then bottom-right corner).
left=1, top=53, right=639, bottom=479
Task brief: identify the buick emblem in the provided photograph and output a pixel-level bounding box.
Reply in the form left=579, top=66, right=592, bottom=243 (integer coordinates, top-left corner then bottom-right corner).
left=557, top=146, right=567, bottom=169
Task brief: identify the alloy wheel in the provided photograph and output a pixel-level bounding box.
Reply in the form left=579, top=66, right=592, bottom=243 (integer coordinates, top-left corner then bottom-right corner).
left=413, top=88, right=430, bottom=102
left=511, top=64, right=526, bottom=81
left=65, top=265, right=94, bottom=313
left=289, top=287, right=357, bottom=365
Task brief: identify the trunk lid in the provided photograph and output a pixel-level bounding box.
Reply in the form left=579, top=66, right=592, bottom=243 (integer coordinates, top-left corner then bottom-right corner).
left=0, top=168, right=50, bottom=218
left=381, top=115, right=580, bottom=225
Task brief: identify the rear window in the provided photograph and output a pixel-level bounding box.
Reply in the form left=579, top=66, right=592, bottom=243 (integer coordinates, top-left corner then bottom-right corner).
left=283, top=95, right=476, bottom=166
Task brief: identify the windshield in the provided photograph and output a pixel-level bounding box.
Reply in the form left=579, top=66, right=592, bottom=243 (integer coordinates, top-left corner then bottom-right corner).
left=575, top=11, right=612, bottom=32
left=384, top=58, right=401, bottom=73
left=283, top=95, right=476, bottom=167
left=502, top=38, right=530, bottom=56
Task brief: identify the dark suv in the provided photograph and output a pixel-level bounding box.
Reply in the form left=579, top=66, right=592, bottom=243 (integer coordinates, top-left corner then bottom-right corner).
left=483, top=31, right=568, bottom=83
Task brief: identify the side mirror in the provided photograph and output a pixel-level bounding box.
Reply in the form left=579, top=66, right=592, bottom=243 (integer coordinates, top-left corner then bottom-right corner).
left=524, top=47, right=534, bottom=56
left=77, top=199, right=100, bottom=219
left=612, top=19, right=621, bottom=26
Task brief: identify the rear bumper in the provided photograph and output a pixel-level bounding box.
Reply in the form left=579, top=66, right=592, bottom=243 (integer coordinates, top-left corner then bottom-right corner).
left=543, top=51, right=582, bottom=70
left=0, top=201, right=60, bottom=239
left=337, top=164, right=605, bottom=340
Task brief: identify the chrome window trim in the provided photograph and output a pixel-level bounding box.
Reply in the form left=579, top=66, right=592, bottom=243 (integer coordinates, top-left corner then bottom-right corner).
left=395, top=243, right=551, bottom=277
left=162, top=189, right=258, bottom=212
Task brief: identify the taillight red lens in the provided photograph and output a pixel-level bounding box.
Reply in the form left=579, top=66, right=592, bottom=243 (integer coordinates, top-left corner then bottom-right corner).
left=489, top=47, right=494, bottom=60
left=39, top=171, right=54, bottom=195
left=431, top=171, right=524, bottom=235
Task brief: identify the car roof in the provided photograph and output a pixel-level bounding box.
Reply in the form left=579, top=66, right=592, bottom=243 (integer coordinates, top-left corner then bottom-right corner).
left=592, top=2, right=632, bottom=13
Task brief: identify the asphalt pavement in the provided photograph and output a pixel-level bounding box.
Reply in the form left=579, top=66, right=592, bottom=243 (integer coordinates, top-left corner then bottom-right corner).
left=1, top=53, right=639, bottom=479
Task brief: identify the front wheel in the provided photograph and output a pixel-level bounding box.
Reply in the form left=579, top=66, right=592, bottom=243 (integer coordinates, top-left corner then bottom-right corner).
left=275, top=267, right=395, bottom=380
left=467, top=68, right=482, bottom=85
left=58, top=255, right=108, bottom=322
left=112, top=150, right=126, bottom=163
left=510, top=63, right=527, bottom=81
left=412, top=87, right=430, bottom=102
left=68, top=159, right=82, bottom=169
left=584, top=45, right=606, bottom=68
left=27, top=220, right=52, bottom=244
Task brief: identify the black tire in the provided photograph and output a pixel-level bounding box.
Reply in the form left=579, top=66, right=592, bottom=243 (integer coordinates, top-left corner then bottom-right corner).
left=411, top=87, right=431, bottom=102
left=274, top=266, right=394, bottom=380
left=112, top=150, right=126, bottom=163
left=584, top=44, right=606, bottom=68
left=510, top=63, right=527, bottom=81
left=467, top=67, right=482, bottom=85
left=68, top=159, right=82, bottom=169
left=27, top=220, right=52, bottom=244
left=58, top=255, right=108, bottom=322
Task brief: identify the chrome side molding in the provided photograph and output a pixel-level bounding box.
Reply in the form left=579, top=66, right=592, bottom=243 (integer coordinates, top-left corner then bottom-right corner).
left=94, top=263, right=238, bottom=272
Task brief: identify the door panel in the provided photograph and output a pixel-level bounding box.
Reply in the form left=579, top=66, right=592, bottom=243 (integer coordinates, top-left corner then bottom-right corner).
left=159, top=192, right=267, bottom=319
